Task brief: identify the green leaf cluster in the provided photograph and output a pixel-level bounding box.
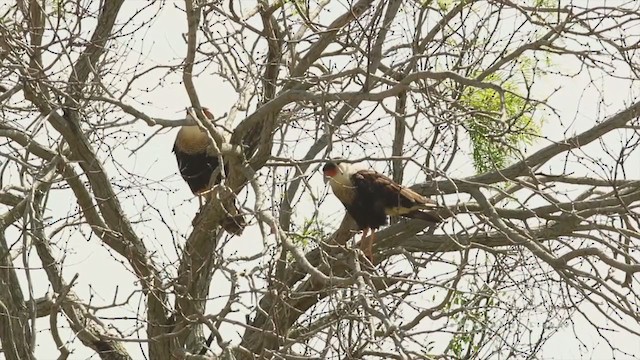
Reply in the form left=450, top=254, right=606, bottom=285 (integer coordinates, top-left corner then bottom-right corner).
left=461, top=74, right=540, bottom=174
left=287, top=217, right=330, bottom=261
left=445, top=290, right=495, bottom=358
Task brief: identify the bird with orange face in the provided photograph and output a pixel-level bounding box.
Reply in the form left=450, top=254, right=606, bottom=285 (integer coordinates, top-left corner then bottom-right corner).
left=323, top=161, right=441, bottom=261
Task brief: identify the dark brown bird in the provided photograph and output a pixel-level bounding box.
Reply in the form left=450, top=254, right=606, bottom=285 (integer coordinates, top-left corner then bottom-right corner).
left=323, top=161, right=441, bottom=261
left=173, top=108, right=245, bottom=234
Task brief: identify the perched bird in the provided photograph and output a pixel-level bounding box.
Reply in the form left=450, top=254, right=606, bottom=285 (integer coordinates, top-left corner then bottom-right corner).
left=173, top=107, right=245, bottom=234
left=323, top=161, right=441, bottom=261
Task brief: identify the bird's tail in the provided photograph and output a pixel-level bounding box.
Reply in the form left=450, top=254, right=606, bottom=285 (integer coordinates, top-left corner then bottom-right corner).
left=221, top=214, right=246, bottom=235
left=406, top=210, right=442, bottom=223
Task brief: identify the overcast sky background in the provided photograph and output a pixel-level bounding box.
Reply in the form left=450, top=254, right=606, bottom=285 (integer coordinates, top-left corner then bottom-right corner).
left=2, top=0, right=639, bottom=358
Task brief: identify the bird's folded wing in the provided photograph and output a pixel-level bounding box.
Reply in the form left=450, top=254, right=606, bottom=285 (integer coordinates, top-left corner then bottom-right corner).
left=353, top=169, right=436, bottom=207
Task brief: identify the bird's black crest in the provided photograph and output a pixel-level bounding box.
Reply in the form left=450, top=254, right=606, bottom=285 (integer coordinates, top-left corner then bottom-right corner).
left=322, top=161, right=338, bottom=172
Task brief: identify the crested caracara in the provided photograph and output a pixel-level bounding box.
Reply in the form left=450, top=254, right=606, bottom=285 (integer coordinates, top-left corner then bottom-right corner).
left=173, top=107, right=245, bottom=234
left=323, top=161, right=441, bottom=261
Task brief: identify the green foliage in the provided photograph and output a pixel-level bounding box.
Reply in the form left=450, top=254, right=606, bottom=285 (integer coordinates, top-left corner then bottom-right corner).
left=445, top=290, right=494, bottom=358
left=437, top=0, right=454, bottom=11
left=461, top=73, right=540, bottom=174
left=284, top=0, right=311, bottom=17
left=288, top=217, right=330, bottom=260
left=534, top=0, right=557, bottom=7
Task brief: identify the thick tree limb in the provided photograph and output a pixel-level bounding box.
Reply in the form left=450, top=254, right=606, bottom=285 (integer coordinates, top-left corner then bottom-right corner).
left=0, top=231, right=34, bottom=360
left=17, top=0, right=170, bottom=356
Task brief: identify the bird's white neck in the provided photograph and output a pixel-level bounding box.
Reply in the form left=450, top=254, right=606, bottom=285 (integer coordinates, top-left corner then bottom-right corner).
left=330, top=171, right=351, bottom=186
left=328, top=168, right=355, bottom=204
left=175, top=126, right=209, bottom=154
left=178, top=125, right=205, bottom=139
left=329, top=166, right=355, bottom=195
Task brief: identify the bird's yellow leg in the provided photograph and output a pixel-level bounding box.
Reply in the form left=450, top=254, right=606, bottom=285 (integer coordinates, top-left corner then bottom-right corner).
left=360, top=228, right=369, bottom=249
left=361, top=228, right=369, bottom=239
left=360, top=228, right=374, bottom=262
left=368, top=231, right=376, bottom=262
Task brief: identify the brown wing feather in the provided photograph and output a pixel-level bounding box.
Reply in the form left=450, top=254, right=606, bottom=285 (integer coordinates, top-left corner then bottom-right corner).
left=351, top=169, right=440, bottom=223
left=354, top=170, right=434, bottom=206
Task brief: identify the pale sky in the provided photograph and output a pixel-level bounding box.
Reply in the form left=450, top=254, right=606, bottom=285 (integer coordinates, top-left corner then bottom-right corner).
left=2, top=0, right=639, bottom=359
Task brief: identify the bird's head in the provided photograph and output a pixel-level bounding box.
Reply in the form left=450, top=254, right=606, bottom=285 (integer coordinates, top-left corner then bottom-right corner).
left=322, top=161, right=352, bottom=183
left=185, top=107, right=214, bottom=121
left=322, top=161, right=340, bottom=178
